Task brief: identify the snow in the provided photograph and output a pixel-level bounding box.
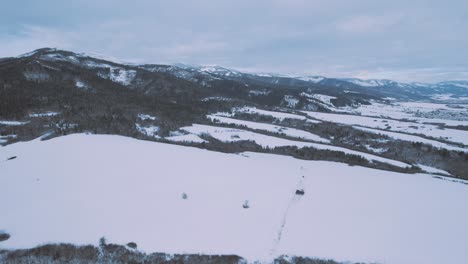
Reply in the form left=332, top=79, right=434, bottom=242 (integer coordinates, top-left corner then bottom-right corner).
left=0, top=134, right=17, bottom=144
left=303, top=111, right=468, bottom=146
left=0, top=134, right=467, bottom=264
left=363, top=145, right=387, bottom=154
left=346, top=79, right=384, bottom=87
left=201, top=97, right=233, bottom=102
left=431, top=94, right=468, bottom=102
left=106, top=68, right=136, bottom=86
left=75, top=80, right=86, bottom=88
left=135, top=124, right=160, bottom=138
left=350, top=101, right=468, bottom=126
left=83, top=60, right=113, bottom=69
left=249, top=90, right=271, bottom=96
left=283, top=96, right=299, bottom=108
left=207, top=115, right=329, bottom=143
left=165, top=133, right=207, bottom=143
left=296, top=76, right=324, bottom=83
left=82, top=52, right=128, bottom=65
left=198, top=65, right=241, bottom=77
left=29, top=111, right=59, bottom=118
left=82, top=60, right=136, bottom=86
left=305, top=94, right=337, bottom=106
left=353, top=126, right=467, bottom=152
left=138, top=114, right=157, bottom=121
left=451, top=83, right=468, bottom=89
left=0, top=121, right=29, bottom=126
left=233, top=107, right=313, bottom=122
left=36, top=61, right=60, bottom=71
left=180, top=124, right=409, bottom=168
left=17, top=50, right=40, bottom=58
left=416, top=164, right=451, bottom=176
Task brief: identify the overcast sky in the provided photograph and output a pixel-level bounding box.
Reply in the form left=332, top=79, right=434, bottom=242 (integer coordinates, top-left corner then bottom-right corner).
left=1, top=0, right=467, bottom=82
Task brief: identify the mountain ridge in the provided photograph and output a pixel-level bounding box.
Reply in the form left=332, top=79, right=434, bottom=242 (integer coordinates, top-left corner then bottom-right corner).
left=11, top=47, right=468, bottom=92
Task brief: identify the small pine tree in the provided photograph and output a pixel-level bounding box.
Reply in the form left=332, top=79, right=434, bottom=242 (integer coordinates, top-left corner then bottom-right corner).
left=126, top=242, right=137, bottom=249
left=99, top=237, right=107, bottom=248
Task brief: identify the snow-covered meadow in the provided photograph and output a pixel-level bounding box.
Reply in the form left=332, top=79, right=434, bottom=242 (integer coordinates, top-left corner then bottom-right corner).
left=303, top=111, right=468, bottom=146
left=1, top=134, right=467, bottom=264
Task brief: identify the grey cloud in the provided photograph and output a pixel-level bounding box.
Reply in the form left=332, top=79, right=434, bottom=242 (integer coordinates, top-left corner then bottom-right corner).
left=1, top=0, right=467, bottom=82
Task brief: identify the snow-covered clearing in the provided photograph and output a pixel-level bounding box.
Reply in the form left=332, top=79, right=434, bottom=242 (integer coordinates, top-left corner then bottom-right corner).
left=75, top=80, right=86, bottom=88
left=207, top=115, right=329, bottom=143
left=300, top=93, right=337, bottom=109
left=92, top=64, right=136, bottom=86
left=0, top=134, right=467, bottom=264
left=107, top=68, right=136, bottom=86
left=232, top=107, right=311, bottom=122
left=135, top=124, right=160, bottom=138
left=165, top=133, right=207, bottom=143
left=180, top=124, right=409, bottom=168
left=137, top=113, right=157, bottom=121
left=307, top=94, right=337, bottom=106
left=249, top=90, right=271, bottom=96
left=201, top=96, right=233, bottom=102
left=416, top=164, right=451, bottom=176
left=350, top=101, right=468, bottom=126
left=296, top=76, right=324, bottom=83
left=303, top=111, right=468, bottom=146
left=0, top=121, right=29, bottom=126
left=283, top=96, right=299, bottom=108
left=29, top=111, right=59, bottom=118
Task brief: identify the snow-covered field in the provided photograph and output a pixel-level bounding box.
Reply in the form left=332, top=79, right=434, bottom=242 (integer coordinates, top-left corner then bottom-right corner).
left=29, top=111, right=60, bottom=118
left=207, top=115, right=329, bottom=143
left=165, top=133, right=207, bottom=143
left=303, top=111, right=468, bottom=146
left=350, top=101, right=468, bottom=125
left=0, top=120, right=29, bottom=126
left=0, top=134, right=467, bottom=264
left=228, top=107, right=312, bottom=122
left=179, top=124, right=409, bottom=168
left=353, top=126, right=467, bottom=152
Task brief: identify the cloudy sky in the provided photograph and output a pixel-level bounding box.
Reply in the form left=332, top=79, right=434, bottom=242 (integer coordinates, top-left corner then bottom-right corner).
left=1, top=0, right=467, bottom=82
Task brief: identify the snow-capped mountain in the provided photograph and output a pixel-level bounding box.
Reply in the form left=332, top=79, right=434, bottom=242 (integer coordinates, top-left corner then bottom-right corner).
left=175, top=63, right=243, bottom=77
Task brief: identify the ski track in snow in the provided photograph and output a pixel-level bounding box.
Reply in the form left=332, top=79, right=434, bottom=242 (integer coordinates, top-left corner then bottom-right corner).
left=270, top=169, right=306, bottom=257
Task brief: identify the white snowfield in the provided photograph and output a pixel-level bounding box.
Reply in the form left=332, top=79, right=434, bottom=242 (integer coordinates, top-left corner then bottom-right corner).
left=307, top=94, right=337, bottom=106
left=0, top=134, right=467, bottom=264
left=232, top=107, right=314, bottom=122
left=303, top=111, right=468, bottom=146
left=98, top=67, right=136, bottom=86
left=0, top=121, right=29, bottom=126
left=180, top=124, right=409, bottom=168
left=353, top=126, right=468, bottom=153
left=29, top=111, right=60, bottom=118
left=207, top=115, right=330, bottom=143
left=137, top=113, right=157, bottom=121
left=165, top=133, right=207, bottom=143
left=416, top=164, right=451, bottom=176
left=351, top=101, right=468, bottom=126
left=135, top=123, right=160, bottom=138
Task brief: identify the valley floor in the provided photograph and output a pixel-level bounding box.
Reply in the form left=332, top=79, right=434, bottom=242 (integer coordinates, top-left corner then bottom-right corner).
left=1, top=134, right=468, bottom=263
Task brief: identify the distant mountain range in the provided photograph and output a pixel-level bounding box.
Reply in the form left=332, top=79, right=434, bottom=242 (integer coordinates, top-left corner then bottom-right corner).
left=7, top=48, right=468, bottom=100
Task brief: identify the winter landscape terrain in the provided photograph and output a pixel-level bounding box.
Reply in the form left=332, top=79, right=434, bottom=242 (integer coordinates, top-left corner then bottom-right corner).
left=1, top=48, right=468, bottom=264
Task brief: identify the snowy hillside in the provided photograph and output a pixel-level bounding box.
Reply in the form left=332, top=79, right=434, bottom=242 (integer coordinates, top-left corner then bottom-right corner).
left=1, top=134, right=468, bottom=264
